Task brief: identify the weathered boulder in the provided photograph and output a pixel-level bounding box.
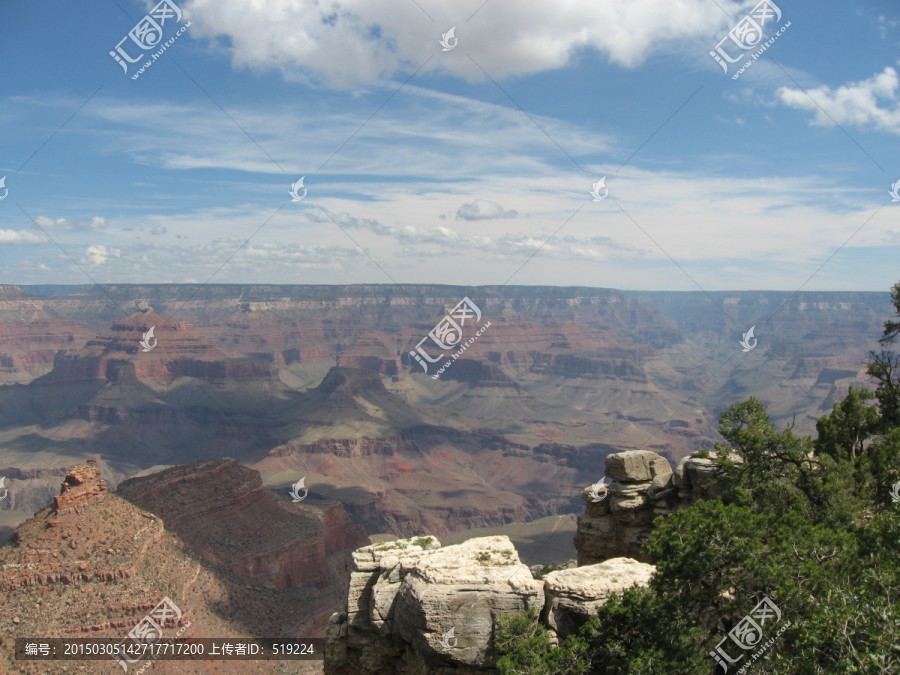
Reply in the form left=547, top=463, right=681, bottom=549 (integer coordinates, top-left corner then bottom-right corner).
left=542, top=557, right=655, bottom=638
left=675, top=451, right=740, bottom=501
left=605, top=450, right=672, bottom=486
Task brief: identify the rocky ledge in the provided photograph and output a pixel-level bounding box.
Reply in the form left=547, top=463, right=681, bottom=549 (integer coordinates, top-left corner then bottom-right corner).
left=325, top=535, right=653, bottom=674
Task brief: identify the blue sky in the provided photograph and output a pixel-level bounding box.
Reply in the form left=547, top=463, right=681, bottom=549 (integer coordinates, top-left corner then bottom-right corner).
left=0, top=0, right=898, bottom=290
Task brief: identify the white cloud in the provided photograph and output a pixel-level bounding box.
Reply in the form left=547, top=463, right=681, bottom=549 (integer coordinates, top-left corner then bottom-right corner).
left=33, top=216, right=108, bottom=231
left=777, top=67, right=900, bottom=135
left=0, top=229, right=47, bottom=244
left=183, top=0, right=742, bottom=88
left=85, top=245, right=120, bottom=265
left=456, top=200, right=518, bottom=221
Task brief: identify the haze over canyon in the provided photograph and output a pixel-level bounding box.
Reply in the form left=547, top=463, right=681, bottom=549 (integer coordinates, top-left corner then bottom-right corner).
left=0, top=283, right=892, bottom=673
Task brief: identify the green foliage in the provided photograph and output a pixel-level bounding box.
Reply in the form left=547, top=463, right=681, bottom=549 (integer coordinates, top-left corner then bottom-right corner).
left=495, top=608, right=593, bottom=675
left=879, top=281, right=900, bottom=346
left=866, top=283, right=900, bottom=428
left=860, top=427, right=900, bottom=507
left=580, top=586, right=707, bottom=673
left=866, top=350, right=900, bottom=431
left=815, top=386, right=879, bottom=461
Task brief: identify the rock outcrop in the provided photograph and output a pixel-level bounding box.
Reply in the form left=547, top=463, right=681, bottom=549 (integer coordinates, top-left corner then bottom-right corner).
left=324, top=448, right=729, bottom=673
left=542, top=557, right=655, bottom=638
left=52, top=460, right=107, bottom=515
left=574, top=449, right=736, bottom=565
left=326, top=535, right=543, bottom=674
left=325, top=536, right=653, bottom=674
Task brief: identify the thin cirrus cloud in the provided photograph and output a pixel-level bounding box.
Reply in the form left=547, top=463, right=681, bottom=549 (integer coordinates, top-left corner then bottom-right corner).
left=307, top=207, right=639, bottom=261
left=182, top=0, right=743, bottom=88
left=77, top=88, right=610, bottom=179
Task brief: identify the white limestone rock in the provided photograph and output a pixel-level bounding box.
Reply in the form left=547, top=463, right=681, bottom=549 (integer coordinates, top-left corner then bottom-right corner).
left=542, top=557, right=656, bottom=638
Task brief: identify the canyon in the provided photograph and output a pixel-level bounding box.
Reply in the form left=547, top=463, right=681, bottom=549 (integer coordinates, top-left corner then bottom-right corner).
left=0, top=284, right=887, bottom=540
left=0, top=283, right=889, bottom=672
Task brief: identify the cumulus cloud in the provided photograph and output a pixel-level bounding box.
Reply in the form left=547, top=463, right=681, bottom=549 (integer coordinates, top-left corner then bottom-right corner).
left=85, top=245, right=120, bottom=265
left=777, top=67, right=900, bottom=135
left=456, top=200, right=518, bottom=221
left=183, top=0, right=741, bottom=88
left=0, top=229, right=47, bottom=244
left=33, top=216, right=107, bottom=230
left=150, top=225, right=168, bottom=235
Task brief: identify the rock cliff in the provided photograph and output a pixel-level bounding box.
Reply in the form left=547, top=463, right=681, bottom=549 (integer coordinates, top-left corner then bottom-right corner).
left=324, top=449, right=733, bottom=673
left=574, top=449, right=734, bottom=565
left=324, top=535, right=654, bottom=674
